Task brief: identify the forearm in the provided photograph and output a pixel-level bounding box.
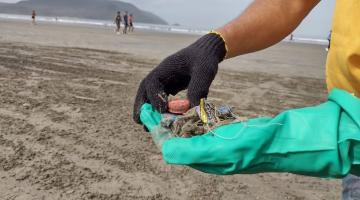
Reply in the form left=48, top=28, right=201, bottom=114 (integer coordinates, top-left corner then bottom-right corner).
left=216, top=0, right=320, bottom=58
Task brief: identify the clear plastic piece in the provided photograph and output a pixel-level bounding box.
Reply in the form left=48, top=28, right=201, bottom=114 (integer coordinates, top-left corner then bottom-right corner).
left=149, top=125, right=174, bottom=149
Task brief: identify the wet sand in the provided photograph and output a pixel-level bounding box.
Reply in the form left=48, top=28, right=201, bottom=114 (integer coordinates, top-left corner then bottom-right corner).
left=0, top=20, right=340, bottom=200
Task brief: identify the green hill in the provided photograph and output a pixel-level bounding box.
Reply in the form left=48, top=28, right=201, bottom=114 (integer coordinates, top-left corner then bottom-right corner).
left=0, top=0, right=168, bottom=25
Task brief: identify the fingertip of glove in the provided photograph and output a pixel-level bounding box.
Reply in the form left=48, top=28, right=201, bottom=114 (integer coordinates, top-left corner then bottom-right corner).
left=132, top=109, right=142, bottom=124
left=132, top=114, right=148, bottom=131
left=153, top=101, right=168, bottom=114
left=150, top=92, right=168, bottom=113
left=143, top=125, right=149, bottom=132
left=188, top=98, right=201, bottom=108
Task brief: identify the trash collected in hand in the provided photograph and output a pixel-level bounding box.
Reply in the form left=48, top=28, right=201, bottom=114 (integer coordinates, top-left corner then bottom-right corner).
left=161, top=98, right=245, bottom=137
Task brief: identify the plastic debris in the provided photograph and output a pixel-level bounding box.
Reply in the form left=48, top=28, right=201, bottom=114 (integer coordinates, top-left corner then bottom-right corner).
left=161, top=99, right=244, bottom=137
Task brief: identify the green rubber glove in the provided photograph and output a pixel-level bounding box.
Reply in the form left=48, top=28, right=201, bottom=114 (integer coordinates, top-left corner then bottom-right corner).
left=140, top=88, right=360, bottom=178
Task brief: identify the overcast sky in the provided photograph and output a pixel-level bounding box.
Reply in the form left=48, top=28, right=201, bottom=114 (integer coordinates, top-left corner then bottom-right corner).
left=0, top=0, right=336, bottom=39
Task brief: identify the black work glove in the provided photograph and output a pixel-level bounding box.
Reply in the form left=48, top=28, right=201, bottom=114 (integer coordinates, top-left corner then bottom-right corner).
left=133, top=33, right=227, bottom=124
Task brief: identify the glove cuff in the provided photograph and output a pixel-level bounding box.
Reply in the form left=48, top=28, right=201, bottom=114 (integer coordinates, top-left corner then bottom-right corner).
left=192, top=32, right=227, bottom=62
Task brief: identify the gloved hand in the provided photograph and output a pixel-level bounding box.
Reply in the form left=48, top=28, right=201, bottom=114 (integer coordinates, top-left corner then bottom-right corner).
left=133, top=33, right=227, bottom=123
left=140, top=88, right=360, bottom=178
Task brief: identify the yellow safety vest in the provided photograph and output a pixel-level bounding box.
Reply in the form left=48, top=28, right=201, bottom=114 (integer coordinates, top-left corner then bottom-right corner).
left=326, top=0, right=360, bottom=96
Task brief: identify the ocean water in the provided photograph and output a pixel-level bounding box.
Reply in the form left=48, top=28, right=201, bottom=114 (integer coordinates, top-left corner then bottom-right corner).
left=0, top=13, right=328, bottom=45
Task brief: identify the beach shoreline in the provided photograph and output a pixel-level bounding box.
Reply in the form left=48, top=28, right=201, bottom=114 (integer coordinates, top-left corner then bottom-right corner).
left=0, top=13, right=330, bottom=44
left=0, top=19, right=327, bottom=79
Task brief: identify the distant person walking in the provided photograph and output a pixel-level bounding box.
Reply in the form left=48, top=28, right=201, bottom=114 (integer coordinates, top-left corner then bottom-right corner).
left=123, top=11, right=129, bottom=34
left=114, top=11, right=122, bottom=34
left=290, top=34, right=294, bottom=41
left=326, top=30, right=332, bottom=52
left=128, top=14, right=134, bottom=32
left=31, top=10, right=36, bottom=25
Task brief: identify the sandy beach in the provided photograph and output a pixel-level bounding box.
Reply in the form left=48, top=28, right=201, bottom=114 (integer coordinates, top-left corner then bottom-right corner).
left=0, top=20, right=339, bottom=200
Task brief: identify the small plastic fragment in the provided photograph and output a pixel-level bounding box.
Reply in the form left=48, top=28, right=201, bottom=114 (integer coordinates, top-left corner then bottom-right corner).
left=168, top=99, right=190, bottom=114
